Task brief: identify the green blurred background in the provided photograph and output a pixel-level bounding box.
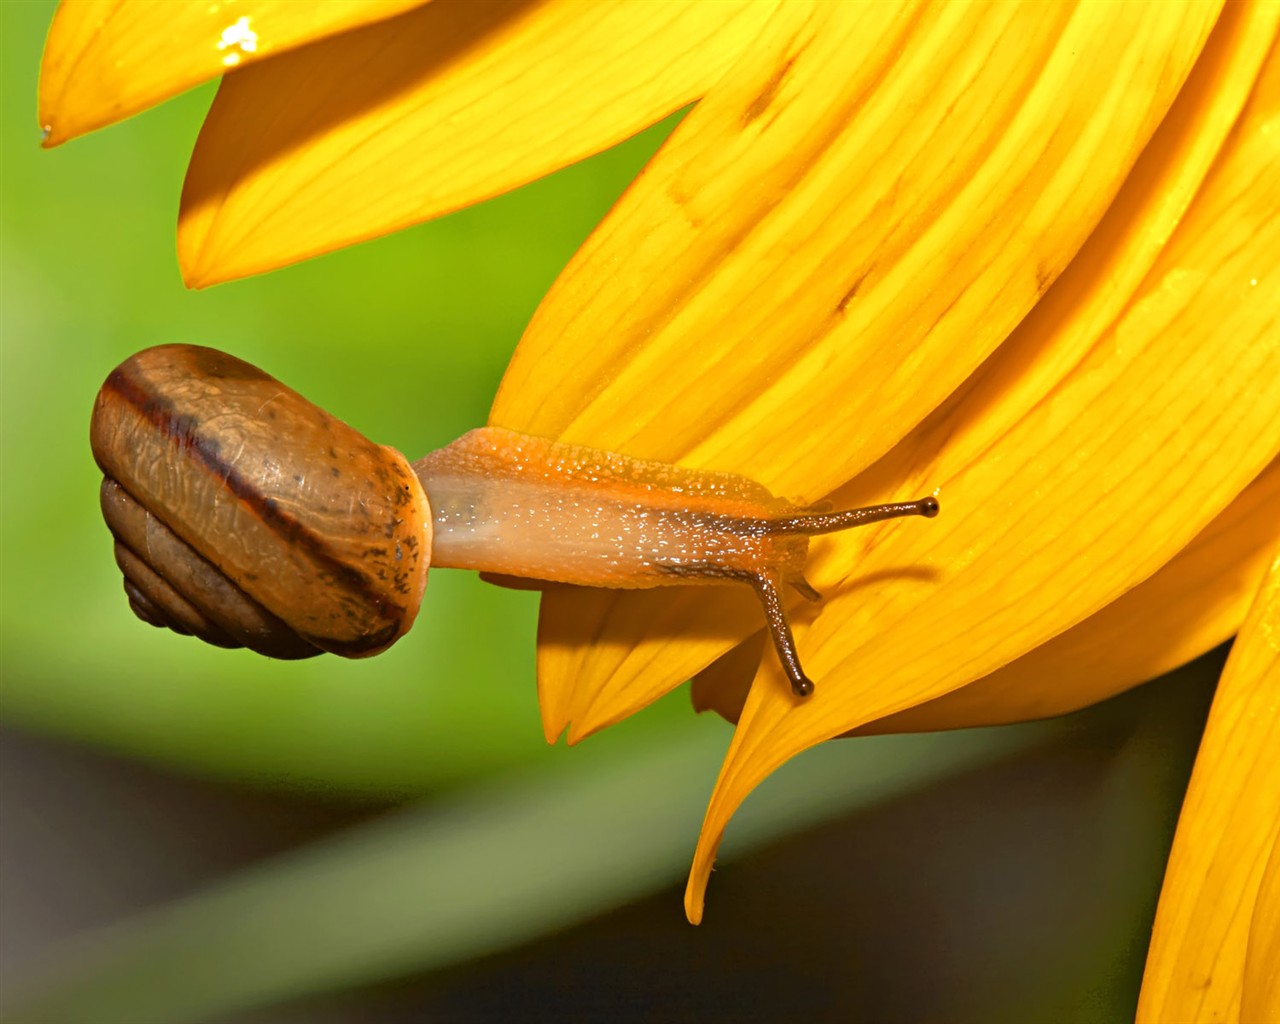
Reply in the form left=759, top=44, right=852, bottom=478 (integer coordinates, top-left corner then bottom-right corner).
left=0, top=3, right=1220, bottom=1021
left=0, top=0, right=698, bottom=793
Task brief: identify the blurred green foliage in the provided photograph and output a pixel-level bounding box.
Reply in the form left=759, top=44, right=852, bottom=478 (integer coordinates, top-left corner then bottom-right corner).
left=1, top=0, right=694, bottom=794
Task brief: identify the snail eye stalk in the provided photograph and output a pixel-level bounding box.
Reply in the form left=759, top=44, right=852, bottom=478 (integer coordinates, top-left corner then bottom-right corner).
left=746, top=496, right=941, bottom=698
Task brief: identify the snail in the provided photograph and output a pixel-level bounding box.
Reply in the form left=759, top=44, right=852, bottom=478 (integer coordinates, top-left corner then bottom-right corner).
left=91, top=345, right=939, bottom=697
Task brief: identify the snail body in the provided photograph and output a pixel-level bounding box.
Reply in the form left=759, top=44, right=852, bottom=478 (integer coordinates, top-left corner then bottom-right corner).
left=92, top=345, right=939, bottom=696
left=419, top=428, right=811, bottom=589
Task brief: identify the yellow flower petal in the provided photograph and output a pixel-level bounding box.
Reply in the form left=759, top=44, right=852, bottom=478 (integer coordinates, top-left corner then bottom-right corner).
left=493, top=0, right=1218, bottom=489
left=178, top=0, right=778, bottom=286
left=858, top=457, right=1280, bottom=734
left=38, top=0, right=422, bottom=146
left=686, top=69, right=1280, bottom=922
left=535, top=584, right=759, bottom=743
left=1136, top=550, right=1280, bottom=1023
left=1243, top=830, right=1280, bottom=1022
left=529, top=2, right=1274, bottom=744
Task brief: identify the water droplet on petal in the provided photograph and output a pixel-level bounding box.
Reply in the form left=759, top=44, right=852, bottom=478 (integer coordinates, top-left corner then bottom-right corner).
left=40, top=125, right=51, bottom=143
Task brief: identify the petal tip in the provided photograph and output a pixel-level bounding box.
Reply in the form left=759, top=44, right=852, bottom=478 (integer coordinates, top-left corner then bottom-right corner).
left=683, top=879, right=706, bottom=926
left=177, top=247, right=205, bottom=289
left=565, top=702, right=631, bottom=746
left=177, top=248, right=221, bottom=291
left=564, top=717, right=609, bottom=746
left=181, top=270, right=212, bottom=292
left=539, top=705, right=568, bottom=746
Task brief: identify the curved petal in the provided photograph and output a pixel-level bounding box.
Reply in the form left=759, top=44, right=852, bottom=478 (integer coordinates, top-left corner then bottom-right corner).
left=532, top=1, right=1273, bottom=744
left=856, top=457, right=1280, bottom=734
left=536, top=584, right=758, bottom=744
left=178, top=0, right=778, bottom=286
left=1243, top=830, right=1280, bottom=1022
left=686, top=69, right=1280, bottom=922
left=38, top=0, right=423, bottom=146
left=493, top=0, right=1218, bottom=488
left=1135, top=550, right=1280, bottom=1023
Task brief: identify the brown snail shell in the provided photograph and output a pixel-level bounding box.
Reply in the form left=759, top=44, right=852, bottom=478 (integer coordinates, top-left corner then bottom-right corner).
left=90, top=345, right=431, bottom=659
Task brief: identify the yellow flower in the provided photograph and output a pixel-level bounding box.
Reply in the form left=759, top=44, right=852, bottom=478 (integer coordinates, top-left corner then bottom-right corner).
left=40, top=0, right=1280, bottom=1011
